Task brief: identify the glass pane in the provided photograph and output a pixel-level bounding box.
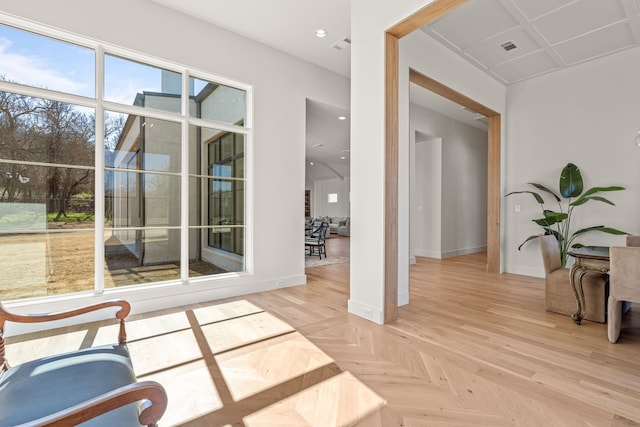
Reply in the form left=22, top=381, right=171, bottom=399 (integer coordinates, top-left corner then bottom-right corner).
left=0, top=93, right=95, bottom=166
left=0, top=163, right=94, bottom=230
left=106, top=171, right=180, bottom=228
left=0, top=230, right=94, bottom=300
left=187, top=228, right=240, bottom=277
left=207, top=178, right=244, bottom=226
left=0, top=24, right=95, bottom=97
left=188, top=126, right=245, bottom=178
left=105, top=111, right=181, bottom=173
left=187, top=176, right=202, bottom=228
left=105, top=54, right=181, bottom=113
left=104, top=228, right=180, bottom=288
left=189, top=77, right=246, bottom=126
left=207, top=226, right=244, bottom=257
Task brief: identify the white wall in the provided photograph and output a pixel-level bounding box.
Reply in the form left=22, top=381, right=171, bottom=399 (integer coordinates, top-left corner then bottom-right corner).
left=312, top=177, right=350, bottom=218
left=504, top=45, right=640, bottom=277
left=0, top=0, right=349, bottom=329
left=413, top=134, right=442, bottom=259
left=349, top=2, right=506, bottom=323
left=410, top=103, right=488, bottom=259
left=350, top=0, right=437, bottom=323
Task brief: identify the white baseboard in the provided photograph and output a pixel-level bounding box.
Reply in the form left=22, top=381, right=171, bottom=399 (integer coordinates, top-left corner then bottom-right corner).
left=347, top=299, right=383, bottom=324
left=441, top=245, right=487, bottom=259
left=415, top=249, right=442, bottom=258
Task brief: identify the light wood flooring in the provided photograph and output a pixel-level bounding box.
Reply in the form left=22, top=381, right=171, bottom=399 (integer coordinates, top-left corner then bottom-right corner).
left=6, top=237, right=640, bottom=426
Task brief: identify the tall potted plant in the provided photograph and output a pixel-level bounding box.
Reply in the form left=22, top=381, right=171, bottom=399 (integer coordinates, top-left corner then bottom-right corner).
left=506, top=162, right=627, bottom=267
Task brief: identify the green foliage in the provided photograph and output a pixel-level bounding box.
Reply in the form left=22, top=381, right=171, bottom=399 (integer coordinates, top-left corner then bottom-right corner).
left=47, top=212, right=94, bottom=223
left=506, top=163, right=627, bottom=267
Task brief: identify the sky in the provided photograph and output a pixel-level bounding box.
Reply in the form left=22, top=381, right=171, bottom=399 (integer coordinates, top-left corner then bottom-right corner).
left=0, top=23, right=166, bottom=105
left=0, top=22, right=244, bottom=135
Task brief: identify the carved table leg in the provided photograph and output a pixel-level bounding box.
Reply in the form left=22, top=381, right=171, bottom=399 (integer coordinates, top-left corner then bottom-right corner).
left=570, top=263, right=587, bottom=325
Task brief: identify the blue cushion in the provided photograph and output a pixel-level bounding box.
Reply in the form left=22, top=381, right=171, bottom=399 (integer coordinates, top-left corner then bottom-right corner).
left=0, top=344, right=142, bottom=426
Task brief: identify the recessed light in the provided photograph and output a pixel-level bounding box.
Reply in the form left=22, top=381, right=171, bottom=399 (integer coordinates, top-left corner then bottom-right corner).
left=310, top=162, right=314, bottom=165
left=315, top=29, right=328, bottom=38
left=340, top=156, right=346, bottom=160
left=338, top=116, right=347, bottom=120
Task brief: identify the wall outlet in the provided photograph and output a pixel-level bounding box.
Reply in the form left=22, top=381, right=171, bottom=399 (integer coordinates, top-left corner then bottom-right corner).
left=363, top=307, right=372, bottom=319
left=276, top=279, right=285, bottom=288
left=515, top=204, right=521, bottom=213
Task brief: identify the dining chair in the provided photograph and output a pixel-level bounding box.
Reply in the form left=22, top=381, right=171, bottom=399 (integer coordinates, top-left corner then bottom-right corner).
left=608, top=235, right=640, bottom=342
left=305, top=223, right=327, bottom=259
left=539, top=235, right=607, bottom=322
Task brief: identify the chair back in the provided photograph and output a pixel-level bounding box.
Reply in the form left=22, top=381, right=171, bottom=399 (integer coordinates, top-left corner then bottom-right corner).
left=627, top=235, right=640, bottom=247
left=539, top=235, right=562, bottom=274
left=314, top=223, right=327, bottom=242
left=310, top=220, right=330, bottom=238
left=610, top=246, right=640, bottom=301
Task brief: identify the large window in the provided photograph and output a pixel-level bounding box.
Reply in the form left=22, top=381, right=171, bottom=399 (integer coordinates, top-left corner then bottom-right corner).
left=0, top=21, right=251, bottom=300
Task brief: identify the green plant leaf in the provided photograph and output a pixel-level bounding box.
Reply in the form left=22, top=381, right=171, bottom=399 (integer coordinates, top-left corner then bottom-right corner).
left=532, top=210, right=567, bottom=226
left=527, top=183, right=560, bottom=202
left=570, top=196, right=615, bottom=207
left=559, top=163, right=583, bottom=198
left=571, top=186, right=624, bottom=206
left=534, top=217, right=558, bottom=226
left=571, top=225, right=628, bottom=237
left=505, top=190, right=544, bottom=204
left=517, top=234, right=541, bottom=250
left=586, top=185, right=624, bottom=194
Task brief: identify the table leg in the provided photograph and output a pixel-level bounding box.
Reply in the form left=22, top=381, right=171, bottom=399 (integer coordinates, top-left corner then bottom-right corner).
left=569, top=263, right=587, bottom=325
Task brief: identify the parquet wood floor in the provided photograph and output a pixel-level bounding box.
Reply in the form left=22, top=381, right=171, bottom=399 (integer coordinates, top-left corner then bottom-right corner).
left=6, top=238, right=640, bottom=426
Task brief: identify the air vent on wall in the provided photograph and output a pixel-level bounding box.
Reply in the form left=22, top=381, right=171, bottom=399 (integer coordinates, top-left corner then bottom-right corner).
left=500, top=41, right=518, bottom=52
left=332, top=37, right=351, bottom=50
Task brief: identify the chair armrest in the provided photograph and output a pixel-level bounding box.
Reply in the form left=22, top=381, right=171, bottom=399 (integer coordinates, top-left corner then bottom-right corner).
left=15, top=380, right=168, bottom=427
left=0, top=299, right=130, bottom=325
left=0, top=299, right=131, bottom=352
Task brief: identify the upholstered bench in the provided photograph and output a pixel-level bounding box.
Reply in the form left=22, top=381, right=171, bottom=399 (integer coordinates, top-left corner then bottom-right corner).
left=0, top=300, right=167, bottom=426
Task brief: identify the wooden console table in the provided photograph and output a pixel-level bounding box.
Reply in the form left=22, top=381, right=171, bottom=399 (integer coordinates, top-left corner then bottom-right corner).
left=568, top=246, right=609, bottom=325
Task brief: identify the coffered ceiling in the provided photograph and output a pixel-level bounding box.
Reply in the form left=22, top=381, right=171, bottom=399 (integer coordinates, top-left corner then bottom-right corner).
left=420, top=0, right=640, bottom=84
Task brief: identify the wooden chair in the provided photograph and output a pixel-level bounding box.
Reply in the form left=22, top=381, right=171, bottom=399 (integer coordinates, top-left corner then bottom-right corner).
left=305, top=223, right=327, bottom=259
left=0, top=299, right=168, bottom=426
left=608, top=235, right=640, bottom=342
left=539, top=235, right=608, bottom=322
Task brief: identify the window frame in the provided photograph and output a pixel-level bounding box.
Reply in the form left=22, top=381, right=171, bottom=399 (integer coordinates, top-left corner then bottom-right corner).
left=0, top=14, right=253, bottom=302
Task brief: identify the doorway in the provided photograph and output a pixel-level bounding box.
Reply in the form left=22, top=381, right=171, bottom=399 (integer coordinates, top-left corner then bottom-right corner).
left=382, top=0, right=502, bottom=322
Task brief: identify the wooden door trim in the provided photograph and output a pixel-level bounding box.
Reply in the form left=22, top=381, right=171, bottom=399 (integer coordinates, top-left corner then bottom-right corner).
left=384, top=0, right=501, bottom=324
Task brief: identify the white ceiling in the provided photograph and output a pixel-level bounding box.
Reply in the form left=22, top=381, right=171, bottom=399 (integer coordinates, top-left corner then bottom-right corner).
left=421, top=0, right=640, bottom=84
left=151, top=0, right=640, bottom=180
left=305, top=99, right=350, bottom=182
left=151, top=0, right=352, bottom=77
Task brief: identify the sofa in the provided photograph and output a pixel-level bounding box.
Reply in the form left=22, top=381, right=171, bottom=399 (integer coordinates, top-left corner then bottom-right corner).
left=327, top=217, right=349, bottom=234
left=337, top=218, right=350, bottom=236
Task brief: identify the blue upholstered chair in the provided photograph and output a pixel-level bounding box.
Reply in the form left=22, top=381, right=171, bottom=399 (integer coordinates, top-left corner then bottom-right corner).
left=0, top=300, right=167, bottom=426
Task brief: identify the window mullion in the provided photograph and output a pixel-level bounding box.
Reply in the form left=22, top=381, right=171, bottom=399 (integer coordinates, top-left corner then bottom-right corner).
left=180, top=72, right=190, bottom=283
left=94, top=45, right=106, bottom=294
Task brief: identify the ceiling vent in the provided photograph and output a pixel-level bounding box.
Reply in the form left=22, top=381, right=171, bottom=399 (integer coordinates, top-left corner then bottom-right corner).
left=500, top=41, right=518, bottom=52
left=332, top=37, right=351, bottom=50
